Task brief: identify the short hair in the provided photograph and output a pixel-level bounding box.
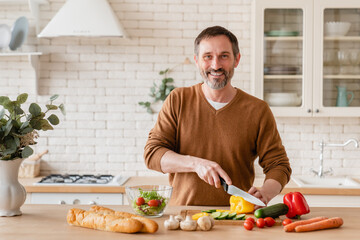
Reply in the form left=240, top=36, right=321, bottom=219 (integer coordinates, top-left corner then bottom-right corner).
left=194, top=26, right=239, bottom=58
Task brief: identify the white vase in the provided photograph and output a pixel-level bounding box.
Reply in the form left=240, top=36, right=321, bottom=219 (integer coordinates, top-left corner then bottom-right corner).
left=0, top=158, right=27, bottom=217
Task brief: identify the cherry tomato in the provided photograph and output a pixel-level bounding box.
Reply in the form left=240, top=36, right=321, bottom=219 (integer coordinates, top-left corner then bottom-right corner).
left=264, top=217, right=276, bottom=227
left=245, top=217, right=255, bottom=224
left=243, top=221, right=254, bottom=230
left=256, top=218, right=265, bottom=228
left=147, top=199, right=159, bottom=207
left=282, top=218, right=292, bottom=226
left=136, top=197, right=145, bottom=206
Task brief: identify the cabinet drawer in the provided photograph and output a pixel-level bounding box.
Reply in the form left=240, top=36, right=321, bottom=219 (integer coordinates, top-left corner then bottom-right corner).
left=30, top=193, right=123, bottom=205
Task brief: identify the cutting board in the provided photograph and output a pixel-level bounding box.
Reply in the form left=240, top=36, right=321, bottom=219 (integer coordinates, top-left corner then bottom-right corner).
left=180, top=209, right=284, bottom=226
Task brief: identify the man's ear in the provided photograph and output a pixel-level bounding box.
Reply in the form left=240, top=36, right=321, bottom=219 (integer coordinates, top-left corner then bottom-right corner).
left=194, top=55, right=198, bottom=65
left=234, top=53, right=241, bottom=68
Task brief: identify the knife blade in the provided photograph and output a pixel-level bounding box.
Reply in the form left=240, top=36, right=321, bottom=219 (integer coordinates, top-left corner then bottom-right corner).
left=220, top=177, right=266, bottom=207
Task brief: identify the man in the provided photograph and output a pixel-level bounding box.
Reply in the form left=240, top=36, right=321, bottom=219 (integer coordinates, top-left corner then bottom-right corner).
left=144, top=26, right=291, bottom=206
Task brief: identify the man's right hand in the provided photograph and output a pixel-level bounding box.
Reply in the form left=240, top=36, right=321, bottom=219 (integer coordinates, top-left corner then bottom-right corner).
left=194, top=157, right=232, bottom=188
left=160, top=150, right=232, bottom=188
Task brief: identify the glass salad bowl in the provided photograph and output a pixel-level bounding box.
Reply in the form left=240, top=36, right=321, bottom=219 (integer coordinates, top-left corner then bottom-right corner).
left=125, top=185, right=172, bottom=218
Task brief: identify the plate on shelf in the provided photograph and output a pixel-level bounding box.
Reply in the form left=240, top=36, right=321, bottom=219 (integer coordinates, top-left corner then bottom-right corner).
left=265, top=30, right=299, bottom=37
left=9, top=16, right=29, bottom=51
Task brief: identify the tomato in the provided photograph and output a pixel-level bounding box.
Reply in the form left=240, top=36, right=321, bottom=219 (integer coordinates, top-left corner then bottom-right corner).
left=245, top=217, right=255, bottom=224
left=136, top=197, right=145, bottom=206
left=256, top=218, right=265, bottom=228
left=282, top=218, right=292, bottom=226
left=147, top=199, right=159, bottom=207
left=264, top=217, right=276, bottom=227
left=243, top=221, right=254, bottom=230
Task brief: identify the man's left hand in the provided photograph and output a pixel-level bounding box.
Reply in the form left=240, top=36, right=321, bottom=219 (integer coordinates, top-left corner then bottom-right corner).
left=248, top=179, right=282, bottom=210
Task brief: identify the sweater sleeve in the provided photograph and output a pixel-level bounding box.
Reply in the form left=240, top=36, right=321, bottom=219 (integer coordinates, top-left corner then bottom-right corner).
left=143, top=91, right=178, bottom=173
left=256, top=103, right=292, bottom=189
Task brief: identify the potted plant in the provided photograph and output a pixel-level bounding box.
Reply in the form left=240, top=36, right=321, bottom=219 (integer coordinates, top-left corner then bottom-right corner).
left=0, top=93, right=64, bottom=216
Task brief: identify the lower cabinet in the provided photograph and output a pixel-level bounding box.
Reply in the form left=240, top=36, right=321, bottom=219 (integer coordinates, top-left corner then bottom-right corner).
left=28, top=193, right=123, bottom=205
left=269, top=195, right=360, bottom=207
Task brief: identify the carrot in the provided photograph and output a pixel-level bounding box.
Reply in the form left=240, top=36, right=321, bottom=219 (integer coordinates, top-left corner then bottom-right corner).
left=295, top=217, right=343, bottom=232
left=284, top=216, right=328, bottom=232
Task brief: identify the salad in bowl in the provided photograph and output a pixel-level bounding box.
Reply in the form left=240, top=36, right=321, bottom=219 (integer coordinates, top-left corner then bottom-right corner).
left=125, top=185, right=172, bottom=218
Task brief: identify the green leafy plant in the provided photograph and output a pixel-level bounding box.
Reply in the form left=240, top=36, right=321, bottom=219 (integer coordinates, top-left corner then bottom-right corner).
left=0, top=93, right=65, bottom=161
left=139, top=68, right=176, bottom=114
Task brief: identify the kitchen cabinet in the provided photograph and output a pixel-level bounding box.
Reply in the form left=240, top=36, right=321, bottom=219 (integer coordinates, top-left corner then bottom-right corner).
left=29, top=192, right=123, bottom=205
left=252, top=0, right=360, bottom=116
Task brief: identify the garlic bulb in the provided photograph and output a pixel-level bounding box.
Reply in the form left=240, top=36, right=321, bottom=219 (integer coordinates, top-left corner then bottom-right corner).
left=180, top=216, right=197, bottom=231
left=164, top=215, right=180, bottom=230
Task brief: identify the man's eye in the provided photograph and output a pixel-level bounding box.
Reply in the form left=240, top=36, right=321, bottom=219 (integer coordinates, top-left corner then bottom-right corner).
left=222, top=55, right=229, bottom=59
left=204, top=55, right=212, bottom=60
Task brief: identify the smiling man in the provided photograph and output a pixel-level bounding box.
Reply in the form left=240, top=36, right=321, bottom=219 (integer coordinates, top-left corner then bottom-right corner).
left=144, top=26, right=291, bottom=206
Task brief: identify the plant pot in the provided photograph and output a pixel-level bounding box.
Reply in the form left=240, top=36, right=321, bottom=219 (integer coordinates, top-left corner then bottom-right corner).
left=0, top=158, right=27, bottom=217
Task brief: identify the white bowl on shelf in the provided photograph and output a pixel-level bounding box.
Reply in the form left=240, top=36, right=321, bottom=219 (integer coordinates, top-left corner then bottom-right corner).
left=264, top=93, right=302, bottom=107
left=324, top=21, right=351, bottom=37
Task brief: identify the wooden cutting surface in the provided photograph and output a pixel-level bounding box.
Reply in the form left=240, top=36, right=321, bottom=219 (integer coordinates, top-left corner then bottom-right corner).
left=180, top=209, right=284, bottom=225
left=1, top=204, right=359, bottom=240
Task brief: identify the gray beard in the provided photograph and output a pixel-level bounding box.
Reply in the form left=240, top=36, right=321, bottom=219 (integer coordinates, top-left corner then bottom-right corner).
left=201, top=69, right=233, bottom=90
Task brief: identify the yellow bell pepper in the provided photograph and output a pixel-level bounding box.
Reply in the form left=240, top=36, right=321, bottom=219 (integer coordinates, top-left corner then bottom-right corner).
left=230, top=195, right=255, bottom=214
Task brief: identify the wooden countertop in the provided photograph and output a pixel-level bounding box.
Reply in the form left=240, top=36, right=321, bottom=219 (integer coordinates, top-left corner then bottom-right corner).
left=20, top=176, right=360, bottom=195
left=1, top=204, right=358, bottom=240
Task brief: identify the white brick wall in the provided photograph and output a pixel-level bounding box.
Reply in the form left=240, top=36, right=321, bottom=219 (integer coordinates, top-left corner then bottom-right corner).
left=0, top=0, right=359, bottom=178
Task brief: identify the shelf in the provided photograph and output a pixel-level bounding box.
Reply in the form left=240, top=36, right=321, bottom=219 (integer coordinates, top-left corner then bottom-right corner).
left=264, top=75, right=302, bottom=79
left=0, top=52, right=43, bottom=94
left=265, top=36, right=303, bottom=41
left=323, top=74, right=360, bottom=79
left=324, top=36, right=360, bottom=41
left=0, top=0, right=48, bottom=34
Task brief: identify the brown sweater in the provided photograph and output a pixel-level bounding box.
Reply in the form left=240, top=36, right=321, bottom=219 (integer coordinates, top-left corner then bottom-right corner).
left=144, top=83, right=291, bottom=206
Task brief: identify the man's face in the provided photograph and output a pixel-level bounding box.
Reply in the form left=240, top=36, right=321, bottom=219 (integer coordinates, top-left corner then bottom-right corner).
left=195, top=35, right=240, bottom=90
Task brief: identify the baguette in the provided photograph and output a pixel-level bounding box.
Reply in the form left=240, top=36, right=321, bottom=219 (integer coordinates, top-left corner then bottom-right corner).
left=89, top=206, right=158, bottom=233
left=67, top=208, right=143, bottom=233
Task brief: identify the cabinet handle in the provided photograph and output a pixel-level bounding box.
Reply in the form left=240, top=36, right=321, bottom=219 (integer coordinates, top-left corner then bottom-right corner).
left=88, top=201, right=96, bottom=205
left=307, top=109, right=312, bottom=113
left=315, top=109, right=319, bottom=113
left=59, top=200, right=66, bottom=205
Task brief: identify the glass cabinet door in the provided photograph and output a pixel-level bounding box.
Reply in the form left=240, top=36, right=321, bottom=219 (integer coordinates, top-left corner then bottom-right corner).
left=263, top=9, right=303, bottom=108
left=323, top=8, right=360, bottom=108
left=253, top=0, right=313, bottom=116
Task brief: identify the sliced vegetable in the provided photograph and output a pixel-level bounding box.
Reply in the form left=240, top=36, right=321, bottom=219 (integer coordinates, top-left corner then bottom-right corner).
left=230, top=195, right=255, bottom=214
left=284, top=216, right=328, bottom=232
left=217, top=212, right=229, bottom=220
left=294, top=217, right=343, bottom=232
left=192, top=212, right=209, bottom=220
left=233, top=214, right=246, bottom=220
left=283, top=192, right=310, bottom=219
left=202, top=209, right=216, bottom=213
left=227, top=212, right=237, bottom=219
left=211, top=211, right=221, bottom=219
left=254, top=203, right=289, bottom=219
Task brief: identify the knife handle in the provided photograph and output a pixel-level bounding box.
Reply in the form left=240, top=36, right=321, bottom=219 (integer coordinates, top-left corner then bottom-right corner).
left=219, top=177, right=228, bottom=191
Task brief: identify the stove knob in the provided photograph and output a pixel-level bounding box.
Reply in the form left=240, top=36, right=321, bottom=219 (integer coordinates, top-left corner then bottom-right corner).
left=73, top=199, right=80, bottom=205
left=59, top=200, right=66, bottom=205
left=88, top=201, right=96, bottom=205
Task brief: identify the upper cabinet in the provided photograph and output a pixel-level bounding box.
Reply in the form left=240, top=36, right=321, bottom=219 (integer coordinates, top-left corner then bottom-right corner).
left=252, top=0, right=360, bottom=117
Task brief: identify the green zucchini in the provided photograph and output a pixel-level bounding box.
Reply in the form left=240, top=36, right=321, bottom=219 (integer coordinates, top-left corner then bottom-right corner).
left=254, top=203, right=289, bottom=219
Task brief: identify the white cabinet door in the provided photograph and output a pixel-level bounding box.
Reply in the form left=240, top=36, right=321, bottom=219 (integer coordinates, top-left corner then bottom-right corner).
left=313, top=0, right=360, bottom=116
left=30, top=193, right=123, bottom=205
left=269, top=194, right=360, bottom=207
left=253, top=0, right=360, bottom=117
left=252, top=0, right=314, bottom=117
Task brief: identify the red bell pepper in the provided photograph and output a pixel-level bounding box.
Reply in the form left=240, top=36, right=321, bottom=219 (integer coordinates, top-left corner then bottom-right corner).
left=283, top=192, right=310, bottom=219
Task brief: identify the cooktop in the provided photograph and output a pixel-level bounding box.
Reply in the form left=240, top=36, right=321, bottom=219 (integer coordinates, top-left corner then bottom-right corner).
left=34, top=174, right=129, bottom=186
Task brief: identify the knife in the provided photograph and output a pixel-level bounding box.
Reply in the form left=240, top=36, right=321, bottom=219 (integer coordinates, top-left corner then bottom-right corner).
left=220, top=177, right=266, bottom=207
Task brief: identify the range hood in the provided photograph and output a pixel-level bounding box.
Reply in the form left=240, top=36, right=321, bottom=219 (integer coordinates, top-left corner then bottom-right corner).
left=38, top=0, right=128, bottom=38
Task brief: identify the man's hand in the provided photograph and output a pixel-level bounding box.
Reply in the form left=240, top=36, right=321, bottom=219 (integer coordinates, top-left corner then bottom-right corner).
left=248, top=179, right=282, bottom=209
left=194, top=157, right=232, bottom=188
left=160, top=150, right=232, bottom=188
